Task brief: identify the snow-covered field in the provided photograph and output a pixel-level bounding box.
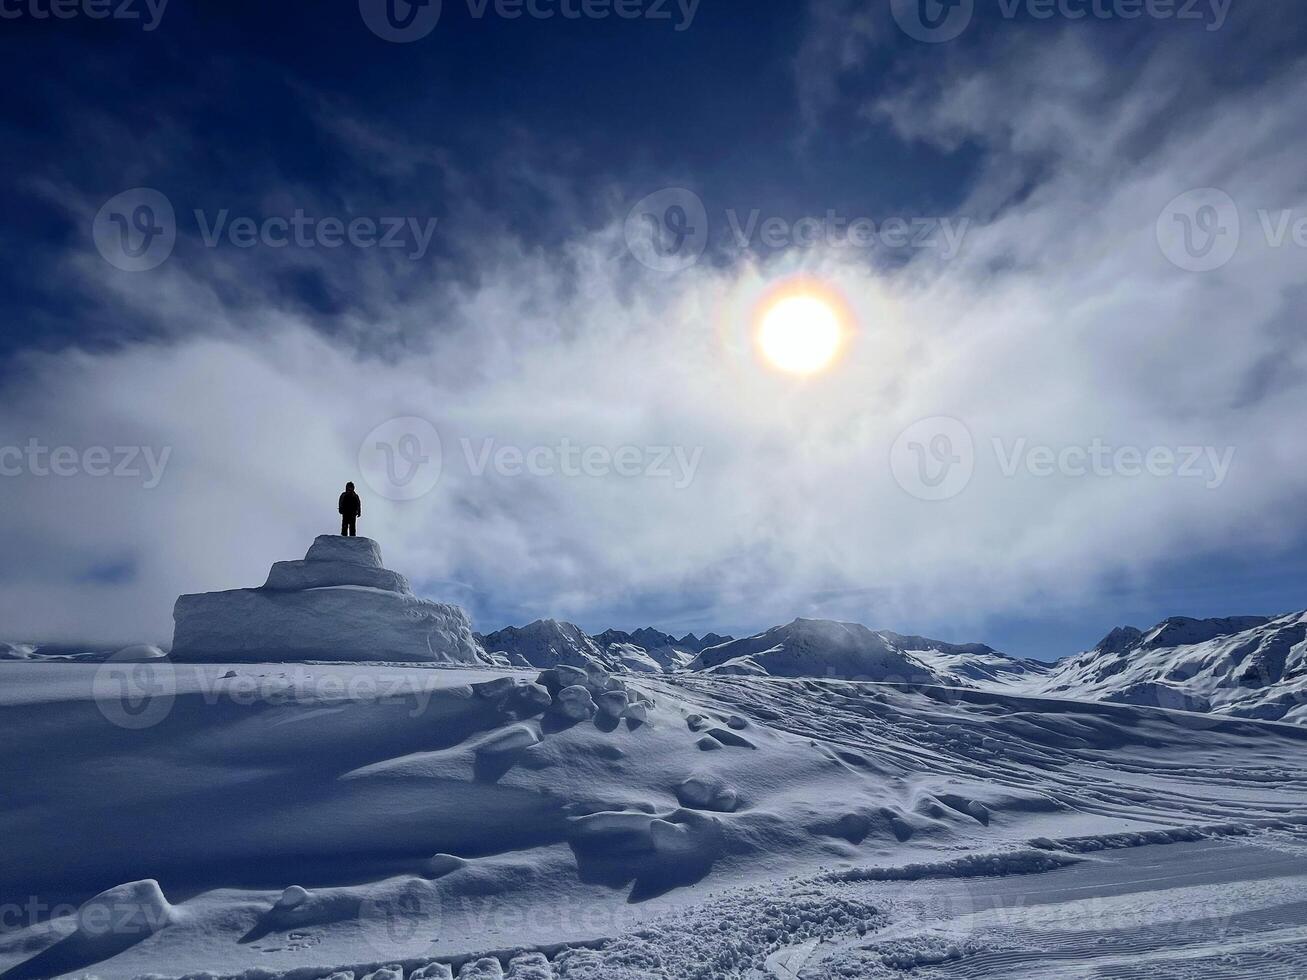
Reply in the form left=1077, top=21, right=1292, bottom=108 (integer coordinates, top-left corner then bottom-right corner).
left=4, top=658, right=1307, bottom=979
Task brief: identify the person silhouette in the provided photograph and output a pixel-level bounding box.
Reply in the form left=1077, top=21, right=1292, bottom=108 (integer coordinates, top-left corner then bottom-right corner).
left=338, top=482, right=362, bottom=537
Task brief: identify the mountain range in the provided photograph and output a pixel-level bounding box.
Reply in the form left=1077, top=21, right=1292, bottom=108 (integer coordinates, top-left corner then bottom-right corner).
left=478, top=611, right=1307, bottom=725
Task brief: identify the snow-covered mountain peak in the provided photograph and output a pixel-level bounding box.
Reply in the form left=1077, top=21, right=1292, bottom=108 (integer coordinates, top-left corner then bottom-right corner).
left=1092, top=626, right=1146, bottom=656
left=688, top=618, right=948, bottom=683
left=478, top=618, right=615, bottom=671
left=1138, top=615, right=1273, bottom=650
left=1037, top=611, right=1307, bottom=723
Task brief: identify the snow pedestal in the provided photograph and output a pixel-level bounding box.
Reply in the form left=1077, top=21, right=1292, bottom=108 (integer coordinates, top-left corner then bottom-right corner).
left=170, top=536, right=485, bottom=663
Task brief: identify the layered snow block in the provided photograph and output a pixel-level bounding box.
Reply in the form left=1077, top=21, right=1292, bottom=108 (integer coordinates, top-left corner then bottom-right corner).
left=171, top=536, right=484, bottom=663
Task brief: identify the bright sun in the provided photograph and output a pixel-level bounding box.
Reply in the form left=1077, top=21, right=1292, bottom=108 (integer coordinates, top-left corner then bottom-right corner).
left=755, top=291, right=846, bottom=375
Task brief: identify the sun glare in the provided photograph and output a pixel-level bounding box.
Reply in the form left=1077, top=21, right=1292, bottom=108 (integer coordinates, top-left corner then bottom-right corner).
left=755, top=288, right=847, bottom=376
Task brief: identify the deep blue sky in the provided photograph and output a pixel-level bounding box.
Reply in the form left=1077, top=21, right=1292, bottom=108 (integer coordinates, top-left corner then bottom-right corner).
left=2, top=0, right=1306, bottom=659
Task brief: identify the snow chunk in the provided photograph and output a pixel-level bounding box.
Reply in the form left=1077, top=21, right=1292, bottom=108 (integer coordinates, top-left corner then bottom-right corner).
left=621, top=702, right=649, bottom=724
left=555, top=684, right=597, bottom=721
left=675, top=775, right=739, bottom=812
left=273, top=885, right=311, bottom=910
left=457, top=955, right=505, bottom=978
left=505, top=951, right=553, bottom=978
left=597, top=690, right=630, bottom=717
left=536, top=665, right=589, bottom=695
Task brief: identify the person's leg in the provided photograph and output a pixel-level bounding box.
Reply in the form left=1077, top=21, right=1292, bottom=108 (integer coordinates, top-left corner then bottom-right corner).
left=347, top=516, right=357, bottom=537
left=342, top=515, right=349, bottom=536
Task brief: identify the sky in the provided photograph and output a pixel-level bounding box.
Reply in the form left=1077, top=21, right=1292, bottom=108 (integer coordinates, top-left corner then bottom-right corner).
left=1, top=0, right=1306, bottom=660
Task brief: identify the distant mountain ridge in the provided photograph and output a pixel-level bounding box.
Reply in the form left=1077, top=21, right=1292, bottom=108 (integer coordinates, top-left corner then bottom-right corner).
left=476, top=610, right=1307, bottom=726
left=477, top=619, right=620, bottom=671
left=16, top=591, right=1302, bottom=727
left=688, top=619, right=950, bottom=684
left=1034, top=612, right=1307, bottom=723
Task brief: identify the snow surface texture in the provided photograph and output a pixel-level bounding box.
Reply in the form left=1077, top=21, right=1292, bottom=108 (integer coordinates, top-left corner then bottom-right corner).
left=170, top=537, right=483, bottom=664
left=4, top=656, right=1307, bottom=978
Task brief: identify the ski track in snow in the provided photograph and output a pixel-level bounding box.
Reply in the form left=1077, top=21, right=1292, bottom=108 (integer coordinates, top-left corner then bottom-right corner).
left=3, top=664, right=1307, bottom=979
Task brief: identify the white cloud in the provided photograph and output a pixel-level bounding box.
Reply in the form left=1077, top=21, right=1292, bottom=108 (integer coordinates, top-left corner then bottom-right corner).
left=4, top=33, right=1307, bottom=647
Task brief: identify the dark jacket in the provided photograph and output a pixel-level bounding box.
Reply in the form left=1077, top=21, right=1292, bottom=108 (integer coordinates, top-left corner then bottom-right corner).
left=338, top=490, right=362, bottom=517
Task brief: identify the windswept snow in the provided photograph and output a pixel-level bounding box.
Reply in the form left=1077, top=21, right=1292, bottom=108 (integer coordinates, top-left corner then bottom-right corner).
left=7, top=556, right=1307, bottom=977
left=4, top=654, right=1307, bottom=978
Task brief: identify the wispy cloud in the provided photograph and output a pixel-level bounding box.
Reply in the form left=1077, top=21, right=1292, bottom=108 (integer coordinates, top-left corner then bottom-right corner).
left=3, top=13, right=1306, bottom=647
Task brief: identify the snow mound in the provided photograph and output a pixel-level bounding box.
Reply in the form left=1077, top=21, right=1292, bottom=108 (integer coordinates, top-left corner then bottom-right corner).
left=76, top=879, right=175, bottom=938
left=170, top=536, right=485, bottom=664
